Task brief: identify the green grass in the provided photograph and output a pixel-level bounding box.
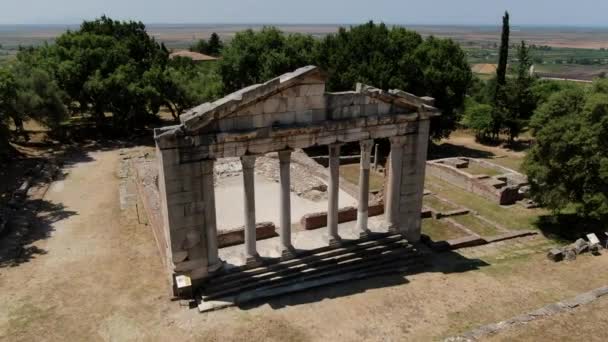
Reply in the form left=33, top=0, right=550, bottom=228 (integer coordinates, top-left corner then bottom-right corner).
left=425, top=175, right=546, bottom=231
left=480, top=156, right=524, bottom=172
left=451, top=214, right=501, bottom=237
left=422, top=218, right=469, bottom=241
left=340, top=163, right=384, bottom=192
left=423, top=195, right=458, bottom=212
left=464, top=163, right=503, bottom=176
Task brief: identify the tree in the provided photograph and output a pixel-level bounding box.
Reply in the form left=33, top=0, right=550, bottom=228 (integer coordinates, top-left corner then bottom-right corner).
left=161, top=60, right=223, bottom=121
left=20, top=16, right=169, bottom=129
left=504, top=41, right=536, bottom=142
left=462, top=101, right=494, bottom=141
left=495, top=11, right=510, bottom=88
left=219, top=27, right=317, bottom=93
left=524, top=84, right=608, bottom=221
left=190, top=32, right=223, bottom=57
left=413, top=36, right=473, bottom=139
left=0, top=63, right=67, bottom=142
left=315, top=22, right=471, bottom=139
left=490, top=11, right=510, bottom=138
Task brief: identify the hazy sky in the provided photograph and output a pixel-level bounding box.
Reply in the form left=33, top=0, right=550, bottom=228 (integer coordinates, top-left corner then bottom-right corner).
left=1, top=0, right=607, bottom=26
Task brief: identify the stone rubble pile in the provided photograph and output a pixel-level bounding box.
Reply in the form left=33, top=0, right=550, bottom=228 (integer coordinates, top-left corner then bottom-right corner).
left=547, top=238, right=602, bottom=262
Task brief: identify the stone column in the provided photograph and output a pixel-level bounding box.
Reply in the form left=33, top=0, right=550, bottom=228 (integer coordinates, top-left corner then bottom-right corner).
left=373, top=143, right=379, bottom=170
left=357, top=140, right=374, bottom=238
left=241, top=155, right=260, bottom=265
left=278, top=150, right=296, bottom=259
left=202, top=160, right=222, bottom=272
left=385, top=136, right=407, bottom=234
left=327, top=143, right=342, bottom=246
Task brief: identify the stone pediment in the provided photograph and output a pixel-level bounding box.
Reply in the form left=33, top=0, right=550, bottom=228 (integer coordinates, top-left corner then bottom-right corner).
left=171, top=66, right=439, bottom=137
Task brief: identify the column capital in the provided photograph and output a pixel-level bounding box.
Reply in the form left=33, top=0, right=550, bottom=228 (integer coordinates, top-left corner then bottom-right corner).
left=360, top=139, right=374, bottom=152
left=240, top=155, right=257, bottom=169
left=278, top=149, right=292, bottom=164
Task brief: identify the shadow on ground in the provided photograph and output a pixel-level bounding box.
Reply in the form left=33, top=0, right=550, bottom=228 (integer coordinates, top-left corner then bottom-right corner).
left=0, top=136, right=153, bottom=268
left=238, top=248, right=489, bottom=310
left=535, top=213, right=607, bottom=243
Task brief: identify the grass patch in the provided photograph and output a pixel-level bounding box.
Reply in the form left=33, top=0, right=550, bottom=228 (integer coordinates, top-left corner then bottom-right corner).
left=340, top=163, right=384, bottom=192
left=425, top=174, right=546, bottom=231
left=451, top=214, right=501, bottom=237
left=464, top=163, right=503, bottom=176
left=422, top=218, right=469, bottom=241
left=423, top=195, right=458, bottom=212
left=481, top=156, right=524, bottom=172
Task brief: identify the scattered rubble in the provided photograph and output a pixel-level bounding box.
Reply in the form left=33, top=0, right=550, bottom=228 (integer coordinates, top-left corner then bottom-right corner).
left=547, top=237, right=602, bottom=262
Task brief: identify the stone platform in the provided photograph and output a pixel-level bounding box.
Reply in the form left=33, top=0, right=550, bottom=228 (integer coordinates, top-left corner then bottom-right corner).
left=199, top=221, right=426, bottom=312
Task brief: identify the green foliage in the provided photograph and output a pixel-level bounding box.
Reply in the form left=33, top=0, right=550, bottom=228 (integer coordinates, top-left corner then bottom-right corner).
left=190, top=32, right=223, bottom=57
left=413, top=36, right=473, bottom=139
left=19, top=16, right=169, bottom=130
left=219, top=27, right=317, bottom=93
left=524, top=82, right=608, bottom=221
left=462, top=100, right=494, bottom=140
left=316, top=21, right=472, bottom=139
left=162, top=60, right=222, bottom=121
left=503, top=41, right=536, bottom=141
left=496, top=11, right=510, bottom=88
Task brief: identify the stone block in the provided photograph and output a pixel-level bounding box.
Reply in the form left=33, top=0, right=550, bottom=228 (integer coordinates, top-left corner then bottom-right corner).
left=233, top=116, right=253, bottom=130
left=311, top=109, right=326, bottom=122
left=218, top=118, right=235, bottom=131
left=378, top=102, right=392, bottom=115
left=217, top=222, right=278, bottom=247
left=363, top=104, right=379, bottom=116
left=264, top=98, right=287, bottom=113
left=306, top=95, right=326, bottom=110
left=295, top=110, right=313, bottom=124
left=299, top=83, right=325, bottom=96
left=273, top=112, right=296, bottom=126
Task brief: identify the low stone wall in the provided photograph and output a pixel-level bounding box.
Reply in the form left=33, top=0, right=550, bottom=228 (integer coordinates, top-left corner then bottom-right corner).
left=426, top=158, right=526, bottom=205
left=218, top=222, right=278, bottom=248
left=300, top=203, right=385, bottom=230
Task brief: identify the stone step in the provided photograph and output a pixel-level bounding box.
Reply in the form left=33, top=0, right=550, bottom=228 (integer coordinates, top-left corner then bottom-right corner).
left=198, top=256, right=425, bottom=313
left=206, top=237, right=413, bottom=287
left=202, top=242, right=418, bottom=298
left=207, top=233, right=403, bottom=284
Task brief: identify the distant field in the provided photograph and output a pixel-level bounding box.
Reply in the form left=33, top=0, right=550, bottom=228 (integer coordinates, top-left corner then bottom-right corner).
left=2, top=23, right=608, bottom=79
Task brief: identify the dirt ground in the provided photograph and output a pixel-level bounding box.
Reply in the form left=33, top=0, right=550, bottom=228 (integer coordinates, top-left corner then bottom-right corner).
left=1, top=146, right=607, bottom=341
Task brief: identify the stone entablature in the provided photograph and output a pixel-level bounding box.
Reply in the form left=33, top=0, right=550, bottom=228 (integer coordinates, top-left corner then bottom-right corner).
left=154, top=66, right=439, bottom=289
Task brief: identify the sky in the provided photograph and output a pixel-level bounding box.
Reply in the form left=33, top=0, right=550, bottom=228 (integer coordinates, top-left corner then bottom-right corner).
left=1, top=0, right=607, bottom=26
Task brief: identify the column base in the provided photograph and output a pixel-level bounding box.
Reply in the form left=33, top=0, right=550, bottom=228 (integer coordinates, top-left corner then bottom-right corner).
left=359, top=229, right=372, bottom=239
left=245, top=254, right=263, bottom=268
left=207, top=260, right=225, bottom=273
left=388, top=226, right=401, bottom=235
left=280, top=245, right=297, bottom=261
left=328, top=235, right=342, bottom=247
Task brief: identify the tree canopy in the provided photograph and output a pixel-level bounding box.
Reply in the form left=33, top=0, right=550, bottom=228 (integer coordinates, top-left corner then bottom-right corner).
left=524, top=82, right=608, bottom=221
left=19, top=16, right=170, bottom=129
left=218, top=27, right=317, bottom=93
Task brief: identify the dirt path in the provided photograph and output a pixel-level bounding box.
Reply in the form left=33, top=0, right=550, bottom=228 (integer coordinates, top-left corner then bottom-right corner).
left=1, top=147, right=607, bottom=341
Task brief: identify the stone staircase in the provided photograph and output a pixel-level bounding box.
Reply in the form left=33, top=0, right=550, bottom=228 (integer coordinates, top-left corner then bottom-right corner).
left=198, top=233, right=427, bottom=312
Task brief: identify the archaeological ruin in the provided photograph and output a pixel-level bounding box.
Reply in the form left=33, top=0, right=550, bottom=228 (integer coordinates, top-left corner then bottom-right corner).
left=153, top=66, right=439, bottom=300
left=427, top=157, right=529, bottom=205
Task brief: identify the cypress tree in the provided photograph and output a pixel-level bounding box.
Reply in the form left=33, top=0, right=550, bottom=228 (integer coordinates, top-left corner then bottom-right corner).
left=496, top=11, right=510, bottom=87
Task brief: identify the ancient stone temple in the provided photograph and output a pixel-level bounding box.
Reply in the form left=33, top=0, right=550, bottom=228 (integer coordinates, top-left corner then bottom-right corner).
left=154, top=66, right=439, bottom=294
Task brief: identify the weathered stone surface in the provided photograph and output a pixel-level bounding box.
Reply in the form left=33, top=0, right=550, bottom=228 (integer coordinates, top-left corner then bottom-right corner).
left=547, top=248, right=564, bottom=262
left=154, top=66, right=438, bottom=288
